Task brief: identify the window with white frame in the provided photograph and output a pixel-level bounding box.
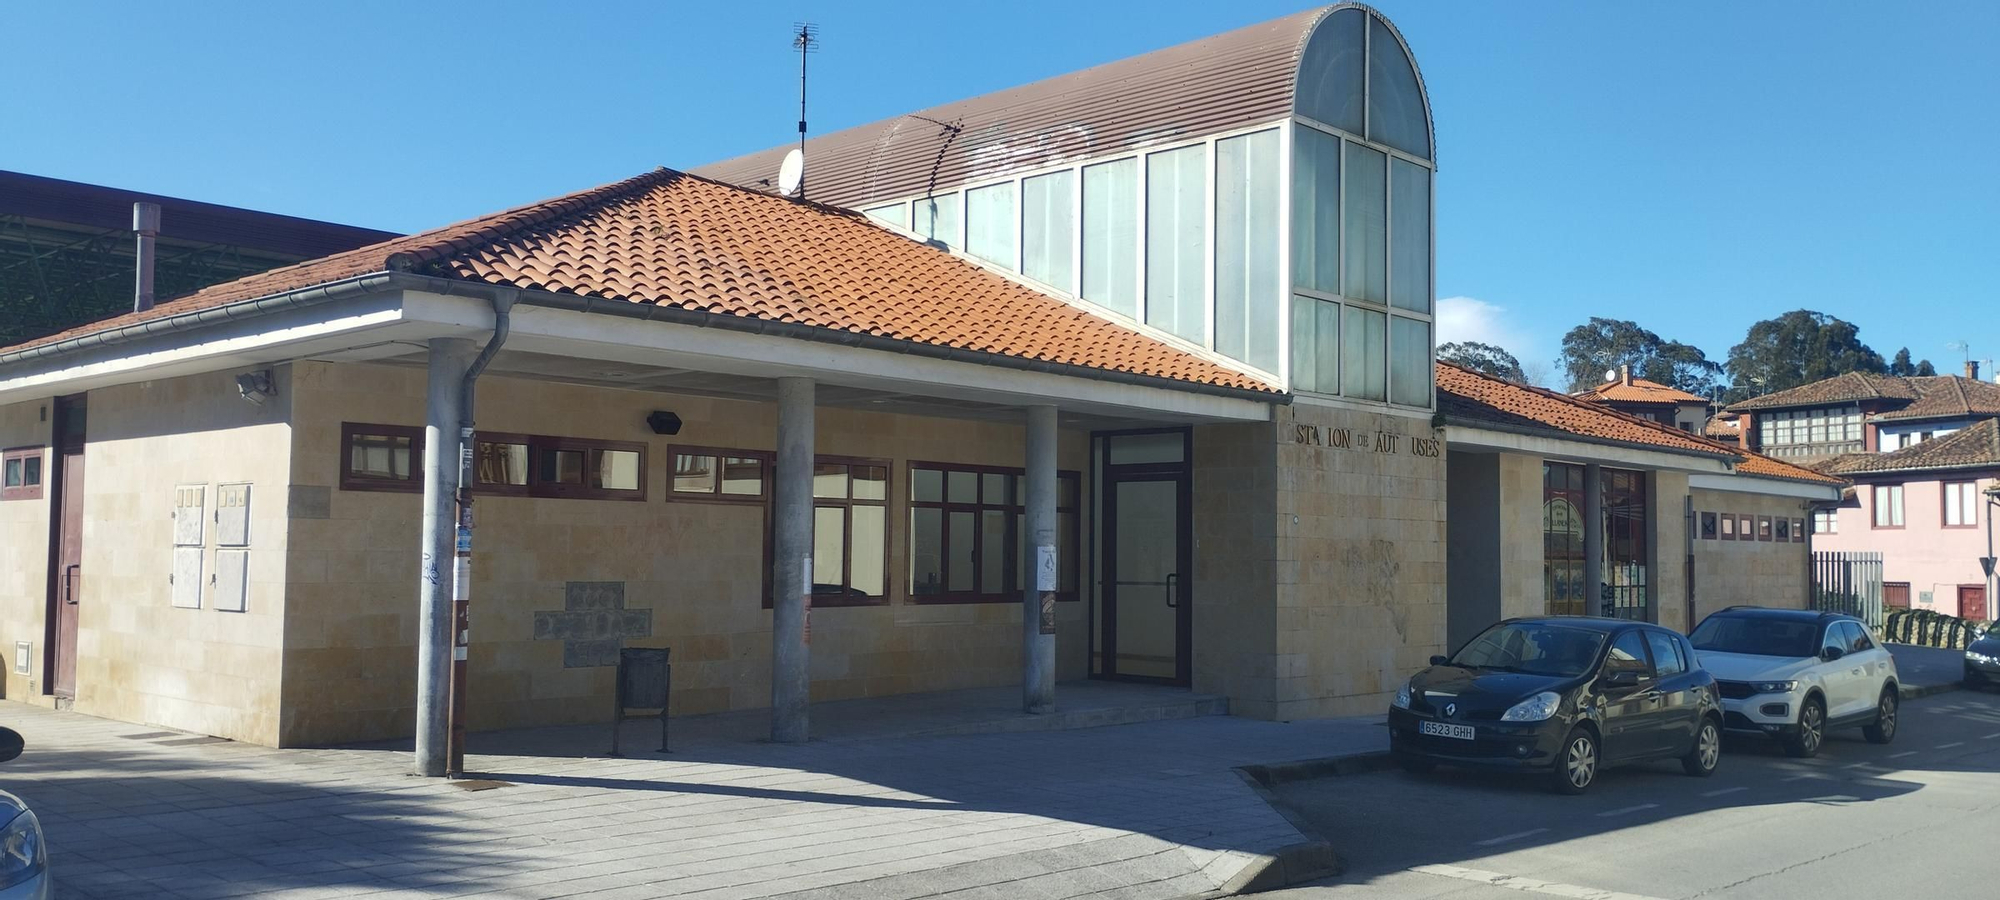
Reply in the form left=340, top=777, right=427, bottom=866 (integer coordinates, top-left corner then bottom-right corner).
left=1021, top=171, right=1073, bottom=291
left=965, top=182, right=1016, bottom=268
left=1944, top=481, right=1979, bottom=527
left=1760, top=405, right=1862, bottom=456
left=1080, top=158, right=1139, bottom=319
left=912, top=193, right=960, bottom=250
left=1144, top=145, right=1207, bottom=343
left=1872, top=484, right=1904, bottom=528
left=1813, top=508, right=1838, bottom=534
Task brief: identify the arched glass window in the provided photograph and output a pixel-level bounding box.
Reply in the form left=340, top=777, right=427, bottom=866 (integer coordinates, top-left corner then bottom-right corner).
left=1366, top=18, right=1430, bottom=160
left=1289, top=7, right=1434, bottom=408
left=1294, top=8, right=1365, bottom=134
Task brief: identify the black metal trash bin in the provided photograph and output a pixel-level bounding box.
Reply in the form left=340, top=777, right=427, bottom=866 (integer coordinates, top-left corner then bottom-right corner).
left=609, top=647, right=670, bottom=755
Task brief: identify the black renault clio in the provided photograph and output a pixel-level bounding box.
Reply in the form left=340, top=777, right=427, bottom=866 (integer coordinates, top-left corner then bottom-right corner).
left=1388, top=617, right=1723, bottom=794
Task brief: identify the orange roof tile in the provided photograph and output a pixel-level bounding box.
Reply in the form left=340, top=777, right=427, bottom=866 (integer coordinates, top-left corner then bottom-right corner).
left=5, top=169, right=1274, bottom=394
left=1439, top=364, right=1734, bottom=459
left=1438, top=364, right=1843, bottom=486
left=1573, top=377, right=1709, bottom=405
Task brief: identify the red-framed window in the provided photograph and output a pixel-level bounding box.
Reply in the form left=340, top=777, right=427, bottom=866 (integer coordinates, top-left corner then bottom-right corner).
left=1, top=446, right=44, bottom=501
left=907, top=462, right=1081, bottom=605
left=341, top=423, right=645, bottom=501
left=666, top=446, right=892, bottom=607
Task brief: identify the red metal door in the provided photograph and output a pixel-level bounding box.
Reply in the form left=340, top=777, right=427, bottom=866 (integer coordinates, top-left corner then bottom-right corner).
left=1959, top=585, right=1988, bottom=623
left=50, top=446, right=83, bottom=697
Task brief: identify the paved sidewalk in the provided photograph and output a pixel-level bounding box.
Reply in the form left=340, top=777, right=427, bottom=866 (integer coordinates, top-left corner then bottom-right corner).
left=1, top=697, right=1386, bottom=900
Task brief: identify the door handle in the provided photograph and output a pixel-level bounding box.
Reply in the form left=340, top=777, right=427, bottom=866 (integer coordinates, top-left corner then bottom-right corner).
left=64, top=564, right=80, bottom=604
left=1165, top=573, right=1179, bottom=608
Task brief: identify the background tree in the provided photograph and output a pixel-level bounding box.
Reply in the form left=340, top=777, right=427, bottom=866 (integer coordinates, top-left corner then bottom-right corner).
left=1556, top=318, right=1725, bottom=397
left=1722, top=310, right=1885, bottom=402
left=1889, top=347, right=1915, bottom=376
left=1439, top=341, right=1526, bottom=383
left=1915, top=359, right=1938, bottom=377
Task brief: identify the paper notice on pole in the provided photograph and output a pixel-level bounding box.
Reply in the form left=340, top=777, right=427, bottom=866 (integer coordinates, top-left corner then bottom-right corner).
left=1036, top=544, right=1057, bottom=592
left=803, top=557, right=813, bottom=645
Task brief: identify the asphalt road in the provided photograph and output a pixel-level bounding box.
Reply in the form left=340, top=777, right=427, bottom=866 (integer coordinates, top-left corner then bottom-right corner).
left=1268, top=688, right=2000, bottom=900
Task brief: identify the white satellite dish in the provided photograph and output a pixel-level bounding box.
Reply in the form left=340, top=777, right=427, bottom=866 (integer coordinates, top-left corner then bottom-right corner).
left=1604, top=368, right=1619, bottom=384
left=777, top=149, right=805, bottom=197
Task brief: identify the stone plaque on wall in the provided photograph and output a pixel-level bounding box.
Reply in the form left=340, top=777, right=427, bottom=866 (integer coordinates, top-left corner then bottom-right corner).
left=534, top=582, right=653, bottom=668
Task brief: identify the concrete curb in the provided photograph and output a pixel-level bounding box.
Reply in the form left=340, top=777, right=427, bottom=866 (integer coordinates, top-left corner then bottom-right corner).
left=1901, top=681, right=1962, bottom=700
left=1205, top=751, right=1394, bottom=896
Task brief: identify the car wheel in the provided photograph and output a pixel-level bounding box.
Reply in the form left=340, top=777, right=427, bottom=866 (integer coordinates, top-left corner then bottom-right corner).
left=1785, top=696, right=1825, bottom=758
left=1682, top=717, right=1721, bottom=776
left=1863, top=688, right=1898, bottom=744
left=1396, top=753, right=1436, bottom=775
left=1550, top=727, right=1598, bottom=795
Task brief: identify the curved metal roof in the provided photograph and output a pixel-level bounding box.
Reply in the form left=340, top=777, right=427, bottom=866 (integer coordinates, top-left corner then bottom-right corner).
left=695, top=4, right=1429, bottom=210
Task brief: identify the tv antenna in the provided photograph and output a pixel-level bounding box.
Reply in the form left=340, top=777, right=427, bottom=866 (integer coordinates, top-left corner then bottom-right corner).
left=788, top=22, right=819, bottom=200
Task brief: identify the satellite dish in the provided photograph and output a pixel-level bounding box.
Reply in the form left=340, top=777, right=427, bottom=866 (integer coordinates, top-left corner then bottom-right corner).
left=777, top=149, right=805, bottom=197
left=1604, top=369, right=1618, bottom=384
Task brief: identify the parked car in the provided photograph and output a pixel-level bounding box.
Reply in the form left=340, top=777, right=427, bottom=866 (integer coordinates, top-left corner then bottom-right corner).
left=1690, top=607, right=1898, bottom=758
left=0, top=727, right=48, bottom=900
left=1389, top=617, right=1723, bottom=795
left=1967, top=628, right=2000, bottom=689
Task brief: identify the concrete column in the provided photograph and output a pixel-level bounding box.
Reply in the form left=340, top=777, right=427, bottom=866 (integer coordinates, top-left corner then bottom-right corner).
left=1023, top=406, right=1058, bottom=713
left=1583, top=463, right=1605, bottom=618
left=771, top=377, right=814, bottom=743
left=415, top=338, right=477, bottom=777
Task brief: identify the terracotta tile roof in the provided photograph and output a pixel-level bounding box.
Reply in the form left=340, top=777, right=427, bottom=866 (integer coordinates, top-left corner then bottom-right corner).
left=1439, top=364, right=1843, bottom=486
left=1729, top=451, right=1847, bottom=486
left=1437, top=364, right=1734, bottom=459
left=1726, top=371, right=1917, bottom=411
left=2, top=169, right=1273, bottom=394
left=1573, top=377, right=1709, bottom=405
left=1820, top=419, right=2000, bottom=476
left=1703, top=416, right=1740, bottom=439
left=1870, top=375, right=2000, bottom=422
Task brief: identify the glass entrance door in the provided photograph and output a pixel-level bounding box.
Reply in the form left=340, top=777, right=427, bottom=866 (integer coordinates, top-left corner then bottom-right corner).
left=1095, top=430, right=1191, bottom=685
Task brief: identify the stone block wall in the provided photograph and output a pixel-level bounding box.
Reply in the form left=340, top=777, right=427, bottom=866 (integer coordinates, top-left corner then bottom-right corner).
left=281, top=361, right=1090, bottom=746
left=1190, top=421, right=1277, bottom=718
left=0, top=402, right=53, bottom=703
left=1690, top=486, right=1813, bottom=623
left=0, top=370, right=295, bottom=744
left=1272, top=401, right=1447, bottom=719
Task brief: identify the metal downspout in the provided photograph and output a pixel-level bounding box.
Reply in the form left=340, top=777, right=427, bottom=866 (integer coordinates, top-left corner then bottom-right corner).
left=446, top=289, right=517, bottom=776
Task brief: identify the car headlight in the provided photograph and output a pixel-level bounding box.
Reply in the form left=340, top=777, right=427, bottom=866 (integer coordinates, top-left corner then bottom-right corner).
left=1501, top=691, right=1562, bottom=722
left=1969, top=652, right=1998, bottom=666
left=1392, top=681, right=1412, bottom=710
left=1747, top=680, right=1799, bottom=695
left=0, top=809, right=46, bottom=890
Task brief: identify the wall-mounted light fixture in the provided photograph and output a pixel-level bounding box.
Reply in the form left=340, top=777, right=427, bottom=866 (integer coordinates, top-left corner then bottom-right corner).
left=647, top=411, right=683, bottom=436
left=235, top=369, right=276, bottom=405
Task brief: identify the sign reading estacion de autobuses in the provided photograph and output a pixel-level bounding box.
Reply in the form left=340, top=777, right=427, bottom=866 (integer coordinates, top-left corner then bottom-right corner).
left=1293, top=424, right=1441, bottom=459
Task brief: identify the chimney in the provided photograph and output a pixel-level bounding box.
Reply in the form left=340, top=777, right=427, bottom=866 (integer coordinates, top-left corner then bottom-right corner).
left=1967, top=360, right=1981, bottom=381
left=132, top=202, right=161, bottom=312
left=1620, top=364, right=1633, bottom=386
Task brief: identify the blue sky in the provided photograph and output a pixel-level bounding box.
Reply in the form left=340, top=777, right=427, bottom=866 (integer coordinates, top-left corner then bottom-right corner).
left=7, top=1, right=1995, bottom=383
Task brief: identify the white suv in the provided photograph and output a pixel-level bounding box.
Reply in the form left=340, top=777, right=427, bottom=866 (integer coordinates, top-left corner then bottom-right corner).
left=1690, top=608, right=1899, bottom=758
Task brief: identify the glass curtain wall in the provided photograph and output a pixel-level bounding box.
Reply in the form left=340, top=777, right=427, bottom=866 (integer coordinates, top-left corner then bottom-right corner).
left=1289, top=6, right=1434, bottom=408
left=845, top=6, right=1431, bottom=395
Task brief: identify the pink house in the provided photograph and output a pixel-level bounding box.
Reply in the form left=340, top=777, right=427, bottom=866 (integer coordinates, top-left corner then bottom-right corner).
left=1815, top=419, right=2000, bottom=620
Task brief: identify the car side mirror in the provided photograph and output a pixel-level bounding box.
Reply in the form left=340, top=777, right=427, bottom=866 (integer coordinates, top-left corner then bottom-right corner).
left=0, top=727, right=22, bottom=764
left=1603, top=670, right=1642, bottom=689
left=1822, top=646, right=1845, bottom=662
left=1429, top=655, right=1449, bottom=666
